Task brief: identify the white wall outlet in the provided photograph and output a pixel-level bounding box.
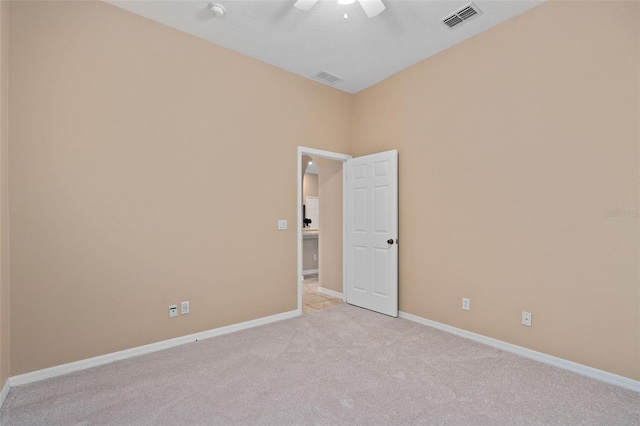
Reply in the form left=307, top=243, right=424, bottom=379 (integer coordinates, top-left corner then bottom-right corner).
left=278, top=219, right=287, bottom=230
left=169, top=304, right=178, bottom=318
left=462, top=298, right=470, bottom=311
left=522, top=311, right=532, bottom=327
left=181, top=301, right=190, bottom=315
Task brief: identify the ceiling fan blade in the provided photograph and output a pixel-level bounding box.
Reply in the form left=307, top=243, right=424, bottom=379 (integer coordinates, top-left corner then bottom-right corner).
left=294, top=0, right=319, bottom=11
left=358, top=0, right=385, bottom=18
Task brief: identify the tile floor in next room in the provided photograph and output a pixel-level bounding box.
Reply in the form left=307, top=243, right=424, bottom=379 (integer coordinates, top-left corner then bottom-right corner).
left=302, top=274, right=343, bottom=313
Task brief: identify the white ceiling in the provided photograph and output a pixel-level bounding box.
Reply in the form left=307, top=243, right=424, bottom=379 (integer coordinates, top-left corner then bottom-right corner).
left=106, top=0, right=544, bottom=94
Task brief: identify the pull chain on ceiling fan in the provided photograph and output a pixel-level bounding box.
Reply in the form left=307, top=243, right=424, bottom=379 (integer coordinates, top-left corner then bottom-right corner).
left=294, top=0, right=386, bottom=18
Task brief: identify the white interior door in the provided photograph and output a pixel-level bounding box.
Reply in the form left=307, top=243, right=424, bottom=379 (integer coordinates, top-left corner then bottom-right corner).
left=345, top=150, right=398, bottom=317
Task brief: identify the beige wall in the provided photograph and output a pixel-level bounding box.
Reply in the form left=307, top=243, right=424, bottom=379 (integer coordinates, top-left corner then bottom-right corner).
left=353, top=1, right=639, bottom=380
left=303, top=172, right=318, bottom=202
left=9, top=0, right=351, bottom=375
left=5, top=0, right=639, bottom=383
left=0, top=0, right=10, bottom=389
left=317, top=158, right=343, bottom=294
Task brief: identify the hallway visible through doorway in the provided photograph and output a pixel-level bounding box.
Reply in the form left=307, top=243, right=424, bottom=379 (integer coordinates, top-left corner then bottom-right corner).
left=302, top=274, right=343, bottom=313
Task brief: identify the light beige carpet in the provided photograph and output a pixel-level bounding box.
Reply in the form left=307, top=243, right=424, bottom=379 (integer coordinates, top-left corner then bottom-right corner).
left=1, top=304, right=638, bottom=425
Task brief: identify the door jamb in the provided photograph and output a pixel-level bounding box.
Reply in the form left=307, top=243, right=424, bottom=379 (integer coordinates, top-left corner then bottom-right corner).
left=297, top=147, right=352, bottom=314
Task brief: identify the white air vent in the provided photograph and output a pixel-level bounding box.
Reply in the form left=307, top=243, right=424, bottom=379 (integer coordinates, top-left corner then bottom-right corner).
left=314, top=70, right=342, bottom=85
left=442, top=3, right=482, bottom=29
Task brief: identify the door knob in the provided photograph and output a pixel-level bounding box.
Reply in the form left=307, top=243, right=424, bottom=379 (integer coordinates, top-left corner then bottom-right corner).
left=387, top=239, right=394, bottom=245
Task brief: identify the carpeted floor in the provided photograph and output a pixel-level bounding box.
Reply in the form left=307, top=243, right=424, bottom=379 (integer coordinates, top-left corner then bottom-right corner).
left=1, top=304, right=638, bottom=425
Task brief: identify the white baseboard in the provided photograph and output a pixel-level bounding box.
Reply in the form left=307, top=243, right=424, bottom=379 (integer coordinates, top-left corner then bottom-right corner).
left=9, top=308, right=638, bottom=394
left=0, top=378, right=9, bottom=410
left=318, top=287, right=343, bottom=300
left=399, top=311, right=640, bottom=393
left=302, top=269, right=318, bottom=275
left=10, top=309, right=300, bottom=387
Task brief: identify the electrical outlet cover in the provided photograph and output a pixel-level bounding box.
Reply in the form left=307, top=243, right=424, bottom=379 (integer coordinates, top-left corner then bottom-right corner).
left=181, top=301, right=190, bottom=315
left=462, top=298, right=470, bottom=311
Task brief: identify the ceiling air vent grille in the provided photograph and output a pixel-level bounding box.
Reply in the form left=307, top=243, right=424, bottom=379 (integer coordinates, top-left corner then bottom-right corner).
left=457, top=5, right=478, bottom=20
left=442, top=3, right=482, bottom=29
left=314, top=70, right=342, bottom=85
left=442, top=15, right=463, bottom=28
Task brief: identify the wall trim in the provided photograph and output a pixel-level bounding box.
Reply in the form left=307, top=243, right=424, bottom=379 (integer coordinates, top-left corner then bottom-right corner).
left=399, top=311, right=640, bottom=393
left=0, top=378, right=9, bottom=410
left=302, top=269, right=318, bottom=275
left=318, top=287, right=343, bottom=300
left=10, top=309, right=300, bottom=387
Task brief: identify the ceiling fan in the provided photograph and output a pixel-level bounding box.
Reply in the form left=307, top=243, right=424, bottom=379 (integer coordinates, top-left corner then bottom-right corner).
left=294, top=0, right=386, bottom=18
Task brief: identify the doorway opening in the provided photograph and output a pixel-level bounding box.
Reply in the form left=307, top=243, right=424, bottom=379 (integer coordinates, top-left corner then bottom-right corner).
left=301, top=155, right=342, bottom=313
left=297, top=147, right=351, bottom=314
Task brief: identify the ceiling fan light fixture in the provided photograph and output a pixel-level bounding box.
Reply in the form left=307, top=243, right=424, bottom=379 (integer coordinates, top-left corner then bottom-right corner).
left=294, top=0, right=384, bottom=17
left=357, top=0, right=385, bottom=18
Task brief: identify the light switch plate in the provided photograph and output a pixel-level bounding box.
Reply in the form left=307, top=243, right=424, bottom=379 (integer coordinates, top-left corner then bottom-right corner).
left=278, top=219, right=287, bottom=230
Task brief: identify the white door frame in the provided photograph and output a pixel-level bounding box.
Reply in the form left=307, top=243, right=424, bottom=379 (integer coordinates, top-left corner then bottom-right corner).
left=297, top=147, right=352, bottom=314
